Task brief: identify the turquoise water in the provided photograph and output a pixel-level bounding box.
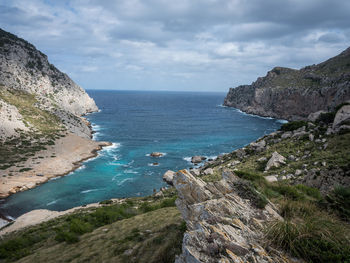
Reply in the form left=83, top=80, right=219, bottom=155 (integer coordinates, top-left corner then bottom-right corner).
left=0, top=90, right=284, bottom=218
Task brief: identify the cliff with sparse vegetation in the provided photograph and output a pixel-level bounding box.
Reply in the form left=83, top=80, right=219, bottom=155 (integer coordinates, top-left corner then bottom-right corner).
left=224, top=47, right=350, bottom=120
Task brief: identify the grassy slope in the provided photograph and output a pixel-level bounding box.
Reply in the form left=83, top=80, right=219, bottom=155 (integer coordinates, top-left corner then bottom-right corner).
left=198, top=120, right=350, bottom=262
left=0, top=87, right=65, bottom=170
left=0, top=189, right=185, bottom=263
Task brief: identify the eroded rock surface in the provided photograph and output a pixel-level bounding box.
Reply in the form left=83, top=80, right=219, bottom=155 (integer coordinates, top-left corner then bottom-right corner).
left=173, top=169, right=295, bottom=263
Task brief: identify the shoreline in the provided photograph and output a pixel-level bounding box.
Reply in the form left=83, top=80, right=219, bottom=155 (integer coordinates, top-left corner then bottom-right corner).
left=0, top=133, right=111, bottom=201
left=0, top=198, right=124, bottom=235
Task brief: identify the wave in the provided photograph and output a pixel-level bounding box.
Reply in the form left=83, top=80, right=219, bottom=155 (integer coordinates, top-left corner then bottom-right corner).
left=148, top=163, right=160, bottom=166
left=47, top=199, right=59, bottom=206
left=91, top=124, right=102, bottom=131
left=219, top=105, right=287, bottom=122
left=117, top=178, right=134, bottom=186
left=145, top=152, right=167, bottom=157
left=81, top=188, right=100, bottom=194
left=183, top=156, right=192, bottom=163
left=124, top=169, right=139, bottom=174
left=103, top=142, right=121, bottom=153
left=112, top=174, right=121, bottom=181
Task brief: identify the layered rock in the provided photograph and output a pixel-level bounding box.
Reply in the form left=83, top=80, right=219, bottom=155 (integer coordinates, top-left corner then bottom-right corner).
left=224, top=47, right=350, bottom=120
left=173, top=169, right=295, bottom=263
left=0, top=28, right=97, bottom=140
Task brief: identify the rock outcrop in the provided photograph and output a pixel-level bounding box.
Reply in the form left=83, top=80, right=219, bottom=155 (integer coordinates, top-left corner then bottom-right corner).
left=0, top=28, right=97, bottom=140
left=224, top=47, right=350, bottom=120
left=173, top=169, right=295, bottom=263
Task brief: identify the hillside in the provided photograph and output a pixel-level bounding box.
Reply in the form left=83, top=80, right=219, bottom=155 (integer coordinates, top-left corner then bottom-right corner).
left=223, top=47, right=350, bottom=120
left=0, top=28, right=108, bottom=198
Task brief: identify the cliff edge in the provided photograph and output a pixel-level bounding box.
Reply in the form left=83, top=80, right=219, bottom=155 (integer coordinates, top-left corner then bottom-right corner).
left=223, top=47, right=350, bottom=120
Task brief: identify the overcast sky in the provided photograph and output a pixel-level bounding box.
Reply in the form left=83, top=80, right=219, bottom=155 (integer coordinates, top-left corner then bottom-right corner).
left=1, top=0, right=349, bottom=91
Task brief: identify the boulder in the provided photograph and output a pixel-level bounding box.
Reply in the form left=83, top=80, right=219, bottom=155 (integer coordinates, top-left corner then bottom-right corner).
left=203, top=168, right=214, bottom=175
left=190, top=168, right=200, bottom=176
left=162, top=170, right=175, bottom=185
left=333, top=105, right=350, bottom=130
left=257, top=157, right=267, bottom=162
left=265, top=175, right=278, bottom=182
left=191, top=156, right=206, bottom=164
left=250, top=140, right=266, bottom=152
left=309, top=134, right=314, bottom=141
left=150, top=152, right=163, bottom=157
left=308, top=110, right=327, bottom=122
left=265, top=152, right=286, bottom=171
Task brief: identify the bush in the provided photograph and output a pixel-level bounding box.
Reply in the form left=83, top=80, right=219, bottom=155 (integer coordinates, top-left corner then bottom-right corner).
left=55, top=230, right=79, bottom=244
left=280, top=121, right=307, bottom=132
left=266, top=202, right=350, bottom=263
left=316, top=112, right=336, bottom=124
left=271, top=184, right=305, bottom=200
left=295, top=184, right=321, bottom=200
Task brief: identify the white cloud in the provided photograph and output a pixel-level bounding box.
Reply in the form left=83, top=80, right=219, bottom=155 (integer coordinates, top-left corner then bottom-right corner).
left=0, top=0, right=349, bottom=91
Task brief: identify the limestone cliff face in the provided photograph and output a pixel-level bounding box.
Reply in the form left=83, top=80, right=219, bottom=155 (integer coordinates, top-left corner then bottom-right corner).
left=224, top=47, right=350, bottom=120
left=0, top=28, right=97, bottom=140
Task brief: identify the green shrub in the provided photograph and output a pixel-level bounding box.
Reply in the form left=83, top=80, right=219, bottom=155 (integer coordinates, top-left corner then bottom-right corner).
left=271, top=184, right=305, bottom=200
left=317, top=112, right=336, bottom=124
left=296, top=184, right=321, bottom=200
left=55, top=230, right=79, bottom=244
left=280, top=121, right=308, bottom=132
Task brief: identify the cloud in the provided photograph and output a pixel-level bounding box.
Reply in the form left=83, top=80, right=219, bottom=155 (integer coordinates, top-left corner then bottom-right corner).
left=0, top=0, right=349, bottom=91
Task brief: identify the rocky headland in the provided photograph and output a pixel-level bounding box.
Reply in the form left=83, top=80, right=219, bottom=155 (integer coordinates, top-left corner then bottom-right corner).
left=223, top=47, right=350, bottom=120
left=0, top=28, right=109, bottom=199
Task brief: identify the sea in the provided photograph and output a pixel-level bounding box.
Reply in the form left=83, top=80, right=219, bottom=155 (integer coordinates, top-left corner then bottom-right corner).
left=0, top=90, right=285, bottom=219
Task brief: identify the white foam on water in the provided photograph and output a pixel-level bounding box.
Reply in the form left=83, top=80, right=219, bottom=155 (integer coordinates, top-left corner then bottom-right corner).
left=117, top=178, right=134, bottom=186
left=277, top=119, right=288, bottom=124
left=112, top=174, right=121, bottom=181
left=148, top=163, right=160, bottom=166
left=124, top=169, right=139, bottom=174
left=91, top=124, right=102, bottom=131
left=47, top=199, right=59, bottom=206
left=77, top=165, right=86, bottom=171
left=183, top=156, right=192, bottom=163
left=81, top=188, right=100, bottom=194
left=145, top=152, right=167, bottom=157
left=103, top=142, right=121, bottom=153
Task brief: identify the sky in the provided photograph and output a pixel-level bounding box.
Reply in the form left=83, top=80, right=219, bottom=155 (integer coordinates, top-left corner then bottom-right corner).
left=0, top=0, right=349, bottom=92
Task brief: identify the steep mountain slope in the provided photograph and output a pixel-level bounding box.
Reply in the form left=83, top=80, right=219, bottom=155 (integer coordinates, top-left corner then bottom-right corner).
left=0, top=28, right=107, bottom=198
left=224, top=47, right=350, bottom=120
left=0, top=28, right=97, bottom=140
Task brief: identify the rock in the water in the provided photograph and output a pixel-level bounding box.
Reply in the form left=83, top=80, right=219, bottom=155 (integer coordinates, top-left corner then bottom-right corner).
left=265, top=151, right=286, bottom=171
left=162, top=170, right=175, bottom=185
left=150, top=152, right=163, bottom=157
left=191, top=156, right=206, bottom=164
left=333, top=105, right=350, bottom=130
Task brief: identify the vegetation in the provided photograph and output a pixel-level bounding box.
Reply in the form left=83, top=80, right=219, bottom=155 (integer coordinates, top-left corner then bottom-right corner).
left=0, top=189, right=184, bottom=263
left=0, top=87, right=65, bottom=169
left=196, top=118, right=350, bottom=263
left=279, top=120, right=308, bottom=132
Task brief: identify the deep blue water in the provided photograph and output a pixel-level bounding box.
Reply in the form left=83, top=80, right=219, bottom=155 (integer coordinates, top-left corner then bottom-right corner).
left=0, top=90, right=284, bottom=218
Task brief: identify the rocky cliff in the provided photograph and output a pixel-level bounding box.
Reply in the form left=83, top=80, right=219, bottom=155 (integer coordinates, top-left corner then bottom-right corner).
left=224, top=47, right=350, bottom=120
left=171, top=105, right=350, bottom=262
left=0, top=28, right=97, bottom=140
